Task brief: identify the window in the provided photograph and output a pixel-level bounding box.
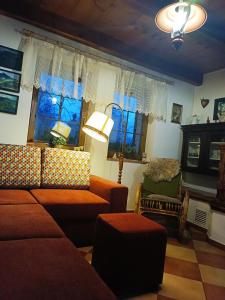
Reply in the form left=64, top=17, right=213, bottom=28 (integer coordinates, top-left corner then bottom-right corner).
left=28, top=86, right=88, bottom=146
left=108, top=104, right=148, bottom=161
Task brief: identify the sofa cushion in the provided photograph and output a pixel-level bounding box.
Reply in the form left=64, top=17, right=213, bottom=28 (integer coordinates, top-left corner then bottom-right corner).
left=0, top=238, right=116, bottom=300
left=0, top=144, right=41, bottom=188
left=31, top=189, right=110, bottom=221
left=41, top=148, right=90, bottom=189
left=0, top=204, right=64, bottom=240
left=0, top=190, right=37, bottom=204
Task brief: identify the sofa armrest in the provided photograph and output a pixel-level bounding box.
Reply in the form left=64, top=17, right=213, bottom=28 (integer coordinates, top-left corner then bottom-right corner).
left=90, top=175, right=128, bottom=212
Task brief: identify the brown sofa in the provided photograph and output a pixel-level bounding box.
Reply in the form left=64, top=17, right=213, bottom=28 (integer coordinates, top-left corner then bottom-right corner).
left=0, top=201, right=116, bottom=299
left=0, top=144, right=128, bottom=245
left=0, top=144, right=128, bottom=299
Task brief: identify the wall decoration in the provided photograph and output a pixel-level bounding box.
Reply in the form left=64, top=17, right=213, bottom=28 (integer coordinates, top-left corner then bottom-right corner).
left=171, top=103, right=183, bottom=124
left=0, top=45, right=23, bottom=71
left=201, top=98, right=209, bottom=108
left=213, top=97, right=225, bottom=121
left=0, top=91, right=19, bottom=115
left=0, top=68, right=21, bottom=93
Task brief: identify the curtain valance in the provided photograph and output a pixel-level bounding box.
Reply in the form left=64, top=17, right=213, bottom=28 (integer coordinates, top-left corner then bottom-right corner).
left=19, top=35, right=168, bottom=120
left=19, top=37, right=99, bottom=102
left=114, top=69, right=168, bottom=120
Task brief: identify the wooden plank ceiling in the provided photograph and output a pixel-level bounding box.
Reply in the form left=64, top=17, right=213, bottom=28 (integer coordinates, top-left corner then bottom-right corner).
left=1, top=0, right=225, bottom=85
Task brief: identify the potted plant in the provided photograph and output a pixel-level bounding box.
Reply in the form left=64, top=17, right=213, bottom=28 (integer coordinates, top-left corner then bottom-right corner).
left=51, top=136, right=67, bottom=148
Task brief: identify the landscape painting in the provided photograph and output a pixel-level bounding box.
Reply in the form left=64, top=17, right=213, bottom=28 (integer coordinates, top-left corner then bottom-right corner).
left=0, top=92, right=19, bottom=115
left=0, top=45, right=23, bottom=71
left=0, top=69, right=21, bottom=93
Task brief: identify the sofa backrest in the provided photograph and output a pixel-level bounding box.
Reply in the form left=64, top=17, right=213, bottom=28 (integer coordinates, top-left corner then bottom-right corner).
left=41, top=148, right=90, bottom=189
left=0, top=144, right=41, bottom=189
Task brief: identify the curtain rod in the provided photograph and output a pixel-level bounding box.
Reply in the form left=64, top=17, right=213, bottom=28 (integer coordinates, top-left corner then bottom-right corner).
left=16, top=28, right=174, bottom=86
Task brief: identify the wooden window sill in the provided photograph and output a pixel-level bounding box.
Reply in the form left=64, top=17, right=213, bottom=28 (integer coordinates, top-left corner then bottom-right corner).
left=107, top=158, right=149, bottom=164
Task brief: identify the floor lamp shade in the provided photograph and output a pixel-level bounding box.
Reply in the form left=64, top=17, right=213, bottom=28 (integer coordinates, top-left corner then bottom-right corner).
left=50, top=121, right=71, bottom=139
left=82, top=111, right=114, bottom=143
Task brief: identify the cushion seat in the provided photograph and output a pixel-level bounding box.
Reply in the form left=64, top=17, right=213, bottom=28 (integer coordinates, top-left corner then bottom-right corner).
left=31, top=189, right=110, bottom=221
left=144, top=194, right=181, bottom=204
left=0, top=238, right=116, bottom=300
left=0, top=190, right=37, bottom=205
left=0, top=204, right=64, bottom=240
left=97, top=212, right=167, bottom=235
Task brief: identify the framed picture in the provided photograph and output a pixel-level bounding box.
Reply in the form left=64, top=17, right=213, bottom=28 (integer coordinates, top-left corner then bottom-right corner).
left=0, top=91, right=19, bottom=115
left=0, top=68, right=21, bottom=93
left=171, top=103, right=183, bottom=124
left=213, top=98, right=225, bottom=121
left=0, top=45, right=23, bottom=71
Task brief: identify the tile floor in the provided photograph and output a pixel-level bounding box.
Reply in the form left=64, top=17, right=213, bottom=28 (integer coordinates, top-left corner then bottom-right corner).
left=79, top=227, right=225, bottom=300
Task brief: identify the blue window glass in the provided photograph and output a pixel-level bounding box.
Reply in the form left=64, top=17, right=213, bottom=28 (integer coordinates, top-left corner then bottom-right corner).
left=108, top=104, right=145, bottom=160
left=34, top=89, right=83, bottom=145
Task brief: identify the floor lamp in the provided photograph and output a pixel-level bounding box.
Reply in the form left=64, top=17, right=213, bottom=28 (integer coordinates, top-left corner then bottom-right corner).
left=82, top=103, right=126, bottom=184
left=50, top=121, right=71, bottom=147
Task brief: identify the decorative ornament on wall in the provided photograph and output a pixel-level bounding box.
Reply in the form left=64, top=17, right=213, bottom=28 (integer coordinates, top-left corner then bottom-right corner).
left=201, top=98, right=209, bottom=108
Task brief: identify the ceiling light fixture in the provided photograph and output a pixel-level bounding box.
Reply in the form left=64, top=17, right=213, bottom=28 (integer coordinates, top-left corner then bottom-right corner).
left=155, top=0, right=207, bottom=50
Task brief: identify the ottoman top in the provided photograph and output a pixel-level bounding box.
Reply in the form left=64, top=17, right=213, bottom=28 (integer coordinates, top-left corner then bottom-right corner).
left=98, top=213, right=166, bottom=234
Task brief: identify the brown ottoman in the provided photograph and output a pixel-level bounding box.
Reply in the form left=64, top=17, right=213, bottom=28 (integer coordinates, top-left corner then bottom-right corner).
left=92, top=213, right=167, bottom=297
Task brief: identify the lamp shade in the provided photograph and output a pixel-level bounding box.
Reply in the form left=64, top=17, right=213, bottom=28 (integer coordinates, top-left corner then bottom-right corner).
left=50, top=121, right=71, bottom=139
left=155, top=2, right=207, bottom=34
left=82, top=111, right=114, bottom=143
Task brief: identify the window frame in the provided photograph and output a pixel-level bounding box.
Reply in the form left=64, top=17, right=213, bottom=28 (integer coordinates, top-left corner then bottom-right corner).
left=107, top=107, right=148, bottom=162
left=27, top=87, right=89, bottom=148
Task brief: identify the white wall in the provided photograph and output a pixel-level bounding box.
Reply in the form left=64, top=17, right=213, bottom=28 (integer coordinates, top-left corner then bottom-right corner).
left=0, top=15, right=195, bottom=210
left=147, top=80, right=194, bottom=160
left=0, top=17, right=33, bottom=144
left=193, top=69, right=225, bottom=123
left=208, top=210, right=225, bottom=246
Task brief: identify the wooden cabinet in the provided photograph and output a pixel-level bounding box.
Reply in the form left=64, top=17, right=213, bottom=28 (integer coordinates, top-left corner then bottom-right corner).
left=181, top=123, right=225, bottom=176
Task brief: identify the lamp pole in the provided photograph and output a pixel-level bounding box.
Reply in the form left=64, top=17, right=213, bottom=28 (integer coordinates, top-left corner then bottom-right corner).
left=104, top=103, right=126, bottom=184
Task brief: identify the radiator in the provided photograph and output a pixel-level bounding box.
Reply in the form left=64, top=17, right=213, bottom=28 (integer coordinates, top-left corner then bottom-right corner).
left=187, top=199, right=210, bottom=229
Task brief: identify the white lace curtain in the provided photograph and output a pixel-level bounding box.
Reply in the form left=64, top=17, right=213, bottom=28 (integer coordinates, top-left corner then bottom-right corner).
left=114, top=69, right=168, bottom=120
left=19, top=36, right=100, bottom=102
left=19, top=36, right=168, bottom=120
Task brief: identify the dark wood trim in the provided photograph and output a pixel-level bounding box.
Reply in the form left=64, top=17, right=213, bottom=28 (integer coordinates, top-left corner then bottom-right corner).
left=187, top=222, right=225, bottom=250
left=206, top=236, right=225, bottom=251
left=210, top=201, right=225, bottom=213
left=27, top=88, right=88, bottom=147
left=107, top=157, right=148, bottom=164
left=79, top=100, right=89, bottom=147
left=182, top=186, right=216, bottom=203
left=140, top=114, right=148, bottom=156
left=181, top=123, right=225, bottom=132
left=186, top=221, right=208, bottom=233
left=181, top=123, right=225, bottom=176
left=0, top=1, right=203, bottom=85
left=27, top=87, right=38, bottom=143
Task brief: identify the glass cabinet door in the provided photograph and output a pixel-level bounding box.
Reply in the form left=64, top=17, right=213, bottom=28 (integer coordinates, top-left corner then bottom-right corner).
left=187, top=136, right=200, bottom=168
left=209, top=137, right=225, bottom=171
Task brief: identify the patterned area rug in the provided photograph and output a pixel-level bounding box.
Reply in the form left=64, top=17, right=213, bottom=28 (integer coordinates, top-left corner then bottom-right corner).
left=78, top=226, right=225, bottom=300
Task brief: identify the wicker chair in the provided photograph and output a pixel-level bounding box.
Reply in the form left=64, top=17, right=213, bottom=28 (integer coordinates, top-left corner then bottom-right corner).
left=135, top=159, right=189, bottom=240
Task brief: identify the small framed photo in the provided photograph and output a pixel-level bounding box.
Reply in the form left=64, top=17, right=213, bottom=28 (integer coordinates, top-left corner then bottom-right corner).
left=213, top=98, right=225, bottom=121
left=171, top=103, right=183, bottom=124
left=0, top=91, right=19, bottom=115
left=0, top=45, right=23, bottom=71
left=0, top=68, right=21, bottom=93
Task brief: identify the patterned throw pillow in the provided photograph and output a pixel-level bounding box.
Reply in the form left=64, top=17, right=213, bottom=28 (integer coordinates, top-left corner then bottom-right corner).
left=0, top=145, right=41, bottom=188
left=41, top=148, right=90, bottom=189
